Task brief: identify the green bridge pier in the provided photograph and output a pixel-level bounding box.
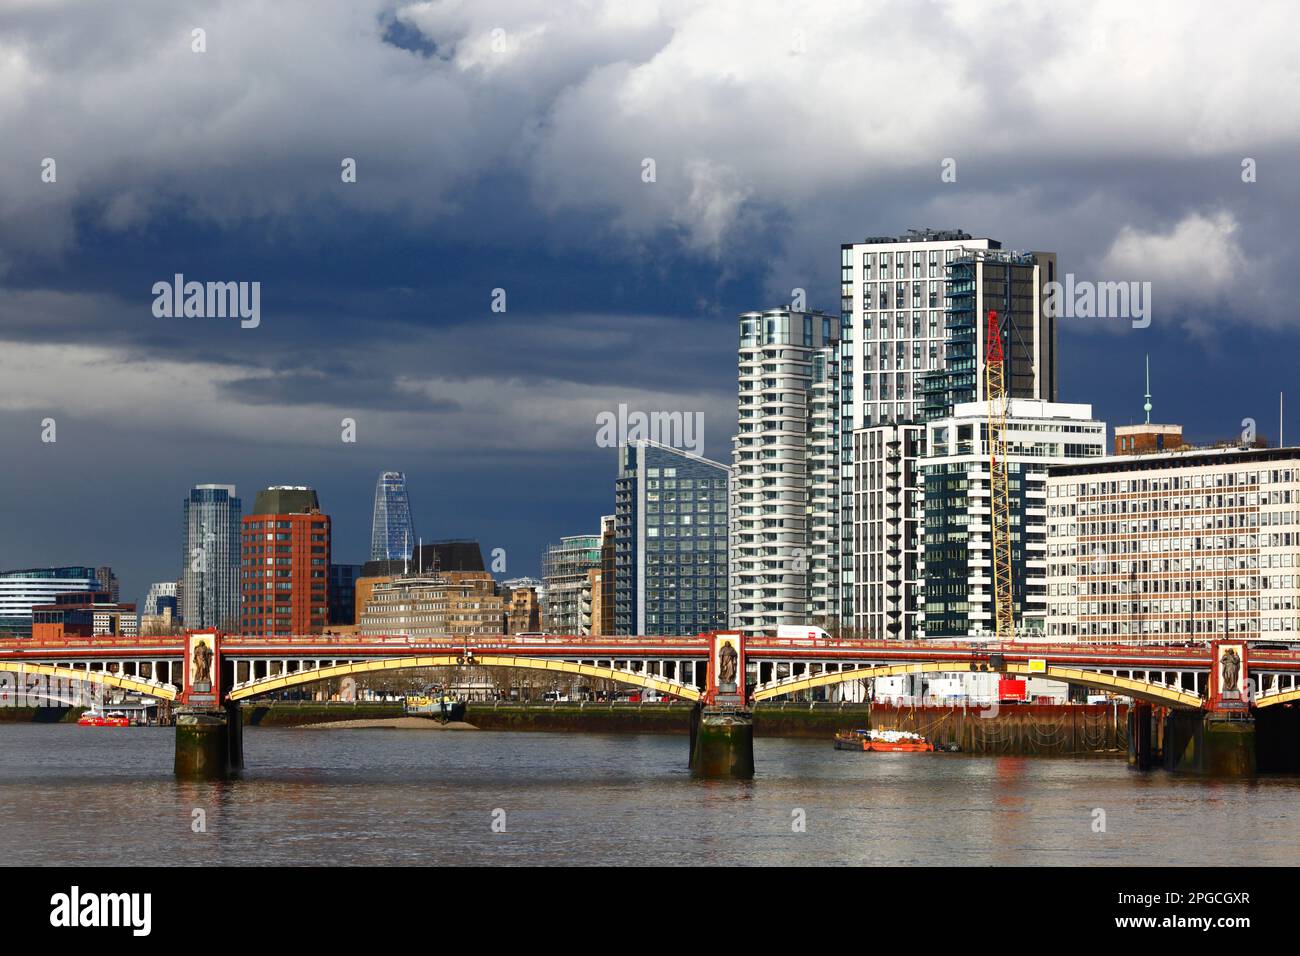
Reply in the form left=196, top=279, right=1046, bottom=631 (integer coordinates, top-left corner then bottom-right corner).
left=1128, top=703, right=1300, bottom=776
left=688, top=704, right=755, bottom=779
left=170, top=698, right=1299, bottom=780
left=174, top=704, right=244, bottom=780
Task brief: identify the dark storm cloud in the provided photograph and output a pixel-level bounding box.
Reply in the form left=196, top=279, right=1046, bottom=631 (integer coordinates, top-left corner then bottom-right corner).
left=1, top=0, right=1299, bottom=600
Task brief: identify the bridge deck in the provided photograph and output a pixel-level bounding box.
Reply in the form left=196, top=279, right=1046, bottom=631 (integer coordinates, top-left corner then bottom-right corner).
left=6, top=634, right=1300, bottom=712
left=4, top=635, right=1300, bottom=671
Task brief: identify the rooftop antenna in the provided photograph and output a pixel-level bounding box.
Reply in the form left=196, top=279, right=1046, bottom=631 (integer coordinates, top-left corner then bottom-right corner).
left=1143, top=354, right=1152, bottom=425
left=1281, top=391, right=1285, bottom=448
left=403, top=530, right=409, bottom=576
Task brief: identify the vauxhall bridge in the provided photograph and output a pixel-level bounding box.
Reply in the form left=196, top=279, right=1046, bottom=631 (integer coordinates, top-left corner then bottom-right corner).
left=2, top=630, right=1296, bottom=777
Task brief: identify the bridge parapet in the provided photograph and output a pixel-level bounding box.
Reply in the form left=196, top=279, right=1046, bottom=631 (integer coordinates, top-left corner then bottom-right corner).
left=225, top=654, right=703, bottom=703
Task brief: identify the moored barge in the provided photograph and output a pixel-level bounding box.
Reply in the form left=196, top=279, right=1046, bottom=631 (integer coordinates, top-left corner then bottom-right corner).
left=834, top=728, right=935, bottom=752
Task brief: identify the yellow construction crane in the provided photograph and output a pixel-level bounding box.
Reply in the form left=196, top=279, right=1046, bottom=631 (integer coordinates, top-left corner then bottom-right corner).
left=984, top=309, right=1015, bottom=642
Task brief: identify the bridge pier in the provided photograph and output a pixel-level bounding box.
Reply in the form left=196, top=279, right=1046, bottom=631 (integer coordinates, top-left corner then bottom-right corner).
left=174, top=705, right=243, bottom=780
left=1126, top=702, right=1159, bottom=769
left=689, top=705, right=754, bottom=779
left=1129, top=704, right=1257, bottom=776
left=226, top=702, right=244, bottom=770
left=1163, top=711, right=1255, bottom=776
left=1256, top=704, right=1300, bottom=772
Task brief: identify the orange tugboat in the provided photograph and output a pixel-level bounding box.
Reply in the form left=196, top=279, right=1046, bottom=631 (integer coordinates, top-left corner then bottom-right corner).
left=833, top=729, right=934, bottom=752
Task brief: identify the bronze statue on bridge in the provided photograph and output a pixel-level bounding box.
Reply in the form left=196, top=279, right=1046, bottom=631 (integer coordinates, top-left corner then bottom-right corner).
left=1221, top=647, right=1241, bottom=694
left=191, top=640, right=214, bottom=685
left=718, top=641, right=738, bottom=685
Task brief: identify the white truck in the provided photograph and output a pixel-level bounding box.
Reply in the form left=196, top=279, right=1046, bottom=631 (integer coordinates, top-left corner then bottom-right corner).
left=775, top=625, right=831, bottom=642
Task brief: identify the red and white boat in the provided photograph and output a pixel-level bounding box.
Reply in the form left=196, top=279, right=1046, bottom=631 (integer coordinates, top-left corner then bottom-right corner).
left=78, top=710, right=130, bottom=727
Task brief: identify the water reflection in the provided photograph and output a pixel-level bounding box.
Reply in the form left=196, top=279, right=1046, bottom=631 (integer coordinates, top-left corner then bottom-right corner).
left=1, top=725, right=1297, bottom=866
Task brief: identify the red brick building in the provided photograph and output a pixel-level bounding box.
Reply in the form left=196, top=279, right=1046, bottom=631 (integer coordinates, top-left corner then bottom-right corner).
left=32, top=591, right=137, bottom=640
left=1113, top=423, right=1187, bottom=455
left=240, top=486, right=330, bottom=635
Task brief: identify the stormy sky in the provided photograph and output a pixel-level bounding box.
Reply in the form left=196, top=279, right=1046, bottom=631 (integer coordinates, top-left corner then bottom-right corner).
left=1, top=0, right=1297, bottom=604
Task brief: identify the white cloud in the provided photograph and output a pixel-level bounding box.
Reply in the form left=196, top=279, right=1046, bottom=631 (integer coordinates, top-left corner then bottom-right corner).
left=0, top=0, right=1295, bottom=263
left=1100, top=211, right=1246, bottom=297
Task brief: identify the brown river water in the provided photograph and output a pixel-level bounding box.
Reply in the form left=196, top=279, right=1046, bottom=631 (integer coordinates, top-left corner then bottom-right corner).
left=2, top=724, right=1297, bottom=866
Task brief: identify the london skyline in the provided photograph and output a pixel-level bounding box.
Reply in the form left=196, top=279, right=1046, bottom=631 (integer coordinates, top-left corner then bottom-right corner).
left=2, top=0, right=1296, bottom=605
left=5, top=0, right=1300, bottom=899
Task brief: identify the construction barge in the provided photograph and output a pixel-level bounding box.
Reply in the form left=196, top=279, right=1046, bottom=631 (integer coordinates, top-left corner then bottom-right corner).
left=834, top=728, right=937, bottom=753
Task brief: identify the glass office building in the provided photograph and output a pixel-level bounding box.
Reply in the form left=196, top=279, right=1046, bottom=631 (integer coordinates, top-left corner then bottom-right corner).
left=615, top=441, right=730, bottom=636
left=328, top=563, right=362, bottom=626
left=370, top=471, right=415, bottom=562
left=0, top=566, right=102, bottom=637
left=182, top=484, right=243, bottom=630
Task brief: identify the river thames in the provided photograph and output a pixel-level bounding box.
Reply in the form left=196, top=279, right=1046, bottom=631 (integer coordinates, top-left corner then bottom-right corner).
left=2, top=725, right=1298, bottom=866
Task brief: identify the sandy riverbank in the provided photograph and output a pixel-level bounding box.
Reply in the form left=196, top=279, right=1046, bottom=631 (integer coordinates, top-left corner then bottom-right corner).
left=296, top=717, right=478, bottom=731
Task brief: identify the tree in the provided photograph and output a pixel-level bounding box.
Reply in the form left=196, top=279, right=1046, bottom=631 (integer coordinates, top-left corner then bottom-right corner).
left=810, top=616, right=877, bottom=641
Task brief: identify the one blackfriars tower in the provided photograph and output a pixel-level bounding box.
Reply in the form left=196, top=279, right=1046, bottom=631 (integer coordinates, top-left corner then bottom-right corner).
left=370, top=471, right=415, bottom=562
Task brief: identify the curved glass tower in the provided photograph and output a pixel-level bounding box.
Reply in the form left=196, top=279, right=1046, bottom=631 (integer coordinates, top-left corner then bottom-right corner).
left=370, top=471, right=415, bottom=562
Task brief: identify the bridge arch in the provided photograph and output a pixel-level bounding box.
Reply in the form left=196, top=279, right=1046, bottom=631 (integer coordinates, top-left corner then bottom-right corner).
left=751, top=661, right=1204, bottom=709
left=226, top=654, right=703, bottom=702
left=1254, top=686, right=1300, bottom=709
left=0, top=663, right=179, bottom=701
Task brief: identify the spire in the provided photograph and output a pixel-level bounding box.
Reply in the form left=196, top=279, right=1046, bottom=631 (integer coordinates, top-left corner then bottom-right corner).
left=1143, top=354, right=1152, bottom=425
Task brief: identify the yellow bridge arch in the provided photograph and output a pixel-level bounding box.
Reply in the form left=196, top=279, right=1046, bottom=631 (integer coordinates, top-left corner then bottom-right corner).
left=1254, top=686, right=1300, bottom=708
left=751, top=661, right=1204, bottom=709
left=5, top=663, right=178, bottom=701
left=227, top=654, right=702, bottom=702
